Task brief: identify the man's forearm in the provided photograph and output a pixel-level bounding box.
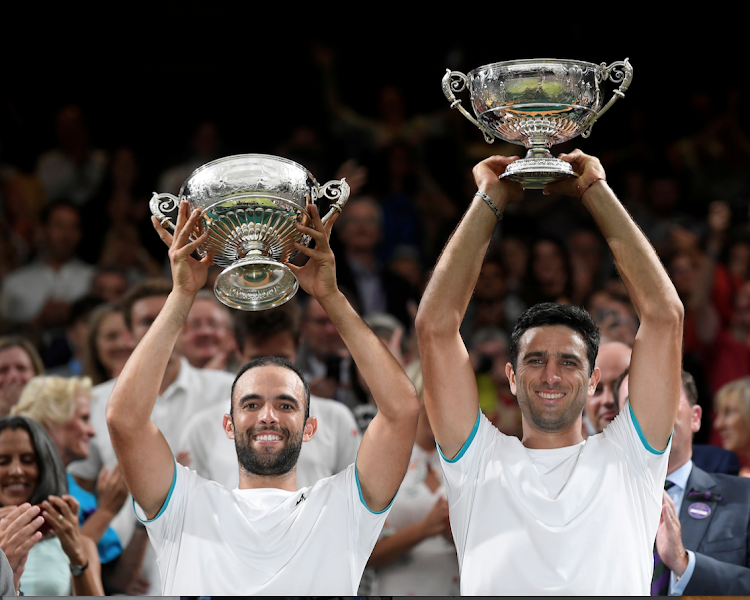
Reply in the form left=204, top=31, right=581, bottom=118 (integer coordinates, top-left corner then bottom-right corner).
left=318, top=291, right=417, bottom=420
left=581, top=181, right=681, bottom=320
left=418, top=194, right=503, bottom=335
left=106, top=290, right=192, bottom=431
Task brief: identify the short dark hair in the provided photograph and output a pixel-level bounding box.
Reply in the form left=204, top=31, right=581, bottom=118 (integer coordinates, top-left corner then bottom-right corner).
left=120, top=278, right=173, bottom=331
left=681, top=369, right=698, bottom=407
left=0, top=415, right=68, bottom=506
left=234, top=300, right=301, bottom=352
left=509, top=303, right=601, bottom=375
left=230, top=356, right=310, bottom=420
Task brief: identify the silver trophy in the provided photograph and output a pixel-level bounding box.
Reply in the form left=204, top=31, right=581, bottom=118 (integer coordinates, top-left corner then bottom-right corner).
left=443, top=58, right=633, bottom=189
left=150, top=154, right=350, bottom=311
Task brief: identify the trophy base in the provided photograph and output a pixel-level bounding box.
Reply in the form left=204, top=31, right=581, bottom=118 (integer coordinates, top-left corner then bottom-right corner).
left=214, top=257, right=299, bottom=311
left=500, top=156, right=575, bottom=190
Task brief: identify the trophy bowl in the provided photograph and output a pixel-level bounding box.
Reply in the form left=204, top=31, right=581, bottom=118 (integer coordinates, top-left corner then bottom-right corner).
left=150, top=154, right=350, bottom=311
left=443, top=58, right=633, bottom=189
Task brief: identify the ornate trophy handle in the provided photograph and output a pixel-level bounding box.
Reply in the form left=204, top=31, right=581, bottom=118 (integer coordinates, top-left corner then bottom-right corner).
left=317, top=178, right=351, bottom=224
left=149, top=192, right=206, bottom=257
left=442, top=69, right=496, bottom=144
left=581, top=58, right=633, bottom=139
left=149, top=192, right=181, bottom=232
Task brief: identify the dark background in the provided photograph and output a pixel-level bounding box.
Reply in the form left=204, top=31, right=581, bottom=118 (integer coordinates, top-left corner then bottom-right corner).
left=2, top=8, right=745, bottom=181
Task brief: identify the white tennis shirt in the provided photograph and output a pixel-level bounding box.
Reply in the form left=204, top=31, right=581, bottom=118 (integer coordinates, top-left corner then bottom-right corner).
left=135, top=462, right=390, bottom=595
left=439, top=402, right=670, bottom=595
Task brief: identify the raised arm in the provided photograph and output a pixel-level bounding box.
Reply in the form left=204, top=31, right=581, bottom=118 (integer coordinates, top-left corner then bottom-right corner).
left=106, top=203, right=211, bottom=519
left=290, top=206, right=420, bottom=512
left=547, top=150, right=684, bottom=451
left=415, top=156, right=522, bottom=459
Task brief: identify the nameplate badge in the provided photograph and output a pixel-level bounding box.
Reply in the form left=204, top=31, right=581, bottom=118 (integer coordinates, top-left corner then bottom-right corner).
left=688, top=502, right=711, bottom=519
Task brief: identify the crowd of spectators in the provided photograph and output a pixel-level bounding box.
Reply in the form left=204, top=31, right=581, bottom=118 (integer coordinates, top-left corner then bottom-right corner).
left=1, top=45, right=750, bottom=595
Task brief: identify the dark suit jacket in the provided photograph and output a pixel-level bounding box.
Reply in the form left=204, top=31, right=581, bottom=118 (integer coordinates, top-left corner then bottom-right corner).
left=680, top=464, right=750, bottom=595
left=692, top=444, right=741, bottom=476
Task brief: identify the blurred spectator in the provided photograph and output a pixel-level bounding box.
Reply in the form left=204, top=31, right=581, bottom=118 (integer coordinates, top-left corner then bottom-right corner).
left=567, top=228, right=609, bottom=306
left=0, top=415, right=103, bottom=595
left=180, top=290, right=239, bottom=372
left=11, top=376, right=147, bottom=594
left=157, top=121, right=222, bottom=195
left=462, top=257, right=524, bottom=343
left=468, top=328, right=522, bottom=438
left=89, top=267, right=129, bottom=304
left=0, top=201, right=95, bottom=329
left=35, top=105, right=107, bottom=207
left=79, top=147, right=154, bottom=269
left=668, top=90, right=750, bottom=208
left=584, top=341, right=632, bottom=435
left=350, top=313, right=407, bottom=433
left=83, top=303, right=134, bottom=386
left=335, top=196, right=420, bottom=327
left=48, top=296, right=103, bottom=377
left=522, top=236, right=573, bottom=307
left=296, top=296, right=354, bottom=407
left=364, top=360, right=459, bottom=596
left=0, top=336, right=44, bottom=417
left=714, top=377, right=750, bottom=477
left=586, top=289, right=639, bottom=348
left=179, top=298, right=361, bottom=490
left=0, top=172, right=47, bottom=268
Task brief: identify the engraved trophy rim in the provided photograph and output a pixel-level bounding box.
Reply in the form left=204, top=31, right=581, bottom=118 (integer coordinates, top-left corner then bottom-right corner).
left=179, top=153, right=320, bottom=198
left=467, top=57, right=601, bottom=77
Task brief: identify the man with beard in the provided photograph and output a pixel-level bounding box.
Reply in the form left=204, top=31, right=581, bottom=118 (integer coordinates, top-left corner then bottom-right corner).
left=106, top=202, right=420, bottom=595
left=415, top=150, right=684, bottom=594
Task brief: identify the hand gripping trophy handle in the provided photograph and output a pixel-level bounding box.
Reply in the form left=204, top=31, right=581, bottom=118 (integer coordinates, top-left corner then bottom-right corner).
left=317, top=178, right=351, bottom=224
left=442, top=69, right=497, bottom=144
left=149, top=192, right=180, bottom=233
left=580, top=58, right=634, bottom=139
left=149, top=177, right=351, bottom=238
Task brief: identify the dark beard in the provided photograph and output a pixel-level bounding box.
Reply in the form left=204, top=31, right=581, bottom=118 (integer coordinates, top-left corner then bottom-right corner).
left=234, top=424, right=303, bottom=476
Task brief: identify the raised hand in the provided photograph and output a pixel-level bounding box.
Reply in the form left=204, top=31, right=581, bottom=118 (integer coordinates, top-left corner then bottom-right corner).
left=0, top=503, right=43, bottom=590
left=543, top=149, right=607, bottom=199
left=97, top=463, right=129, bottom=517
left=151, top=201, right=213, bottom=297
left=288, top=204, right=340, bottom=302
left=41, top=495, right=89, bottom=566
left=656, top=490, right=689, bottom=577
left=472, top=155, right=524, bottom=205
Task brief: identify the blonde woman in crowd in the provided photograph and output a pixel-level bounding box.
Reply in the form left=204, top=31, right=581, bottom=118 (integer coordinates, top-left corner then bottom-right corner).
left=12, top=375, right=147, bottom=594
left=715, top=377, right=750, bottom=477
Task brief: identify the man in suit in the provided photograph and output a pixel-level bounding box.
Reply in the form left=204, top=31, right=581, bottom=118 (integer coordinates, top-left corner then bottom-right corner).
left=616, top=368, right=741, bottom=477
left=619, top=368, right=750, bottom=594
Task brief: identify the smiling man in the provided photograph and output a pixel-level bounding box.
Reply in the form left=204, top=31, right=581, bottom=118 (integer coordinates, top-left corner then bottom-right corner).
left=415, top=150, right=684, bottom=594
left=105, top=202, right=419, bottom=595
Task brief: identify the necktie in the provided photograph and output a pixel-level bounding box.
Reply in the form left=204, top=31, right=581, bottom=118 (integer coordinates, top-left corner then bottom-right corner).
left=651, top=480, right=675, bottom=595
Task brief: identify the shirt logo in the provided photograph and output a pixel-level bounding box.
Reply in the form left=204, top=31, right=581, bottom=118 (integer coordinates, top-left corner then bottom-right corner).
left=296, top=493, right=307, bottom=506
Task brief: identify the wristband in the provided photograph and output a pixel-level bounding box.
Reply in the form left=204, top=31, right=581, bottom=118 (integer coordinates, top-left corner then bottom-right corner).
left=577, top=177, right=606, bottom=200
left=474, top=191, right=503, bottom=220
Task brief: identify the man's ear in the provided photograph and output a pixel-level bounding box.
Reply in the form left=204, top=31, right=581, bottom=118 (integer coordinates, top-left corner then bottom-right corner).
left=303, top=416, right=318, bottom=442
left=223, top=414, right=235, bottom=440
left=588, top=366, right=601, bottom=398
left=506, top=363, right=517, bottom=395
left=691, top=404, right=703, bottom=434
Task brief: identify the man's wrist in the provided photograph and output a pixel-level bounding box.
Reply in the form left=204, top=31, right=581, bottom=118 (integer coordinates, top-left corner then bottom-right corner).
left=476, top=187, right=509, bottom=214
